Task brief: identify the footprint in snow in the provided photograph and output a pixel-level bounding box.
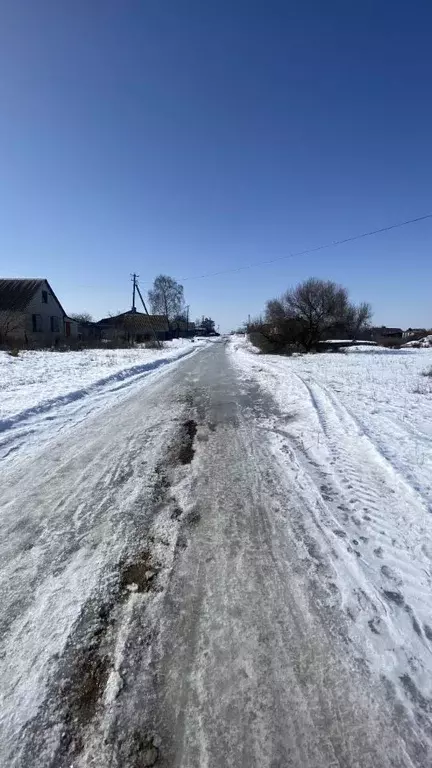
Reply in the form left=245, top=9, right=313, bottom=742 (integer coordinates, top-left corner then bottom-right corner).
left=374, top=546, right=384, bottom=558
left=383, top=590, right=405, bottom=607
left=368, top=617, right=381, bottom=635
left=405, top=605, right=422, bottom=637
left=381, top=564, right=402, bottom=585
left=320, top=484, right=334, bottom=501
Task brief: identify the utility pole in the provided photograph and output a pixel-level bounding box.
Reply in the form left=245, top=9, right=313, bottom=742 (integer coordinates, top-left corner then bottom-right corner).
left=131, top=273, right=138, bottom=313
left=135, top=279, right=162, bottom=349
left=186, top=304, right=190, bottom=336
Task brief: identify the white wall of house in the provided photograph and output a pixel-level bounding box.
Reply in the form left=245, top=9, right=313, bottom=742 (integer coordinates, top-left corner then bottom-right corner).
left=25, top=282, right=66, bottom=345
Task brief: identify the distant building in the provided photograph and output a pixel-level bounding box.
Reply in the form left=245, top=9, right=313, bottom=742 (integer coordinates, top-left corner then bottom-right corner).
left=0, top=278, right=78, bottom=346
left=402, top=328, right=427, bottom=339
left=95, top=311, right=170, bottom=343
left=367, top=326, right=403, bottom=340
left=171, top=319, right=196, bottom=338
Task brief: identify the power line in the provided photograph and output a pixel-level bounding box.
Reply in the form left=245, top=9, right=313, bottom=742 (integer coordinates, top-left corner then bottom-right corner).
left=171, top=212, right=432, bottom=283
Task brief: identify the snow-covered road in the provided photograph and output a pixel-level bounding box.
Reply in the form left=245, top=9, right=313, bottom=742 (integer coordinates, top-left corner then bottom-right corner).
left=1, top=339, right=431, bottom=767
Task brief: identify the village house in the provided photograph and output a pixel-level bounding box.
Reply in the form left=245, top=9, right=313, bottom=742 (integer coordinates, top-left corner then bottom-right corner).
left=402, top=328, right=428, bottom=339
left=170, top=319, right=196, bottom=338
left=0, top=278, right=78, bottom=346
left=354, top=326, right=404, bottom=343
left=95, top=310, right=170, bottom=343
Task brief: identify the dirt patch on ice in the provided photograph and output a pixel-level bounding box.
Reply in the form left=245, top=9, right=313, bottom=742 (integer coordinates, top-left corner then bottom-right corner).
left=113, top=730, right=160, bottom=767
left=54, top=598, right=116, bottom=760
left=39, top=549, right=161, bottom=763
left=152, top=463, right=171, bottom=503
left=61, top=649, right=110, bottom=742
left=178, top=419, right=197, bottom=464
left=119, top=551, right=159, bottom=594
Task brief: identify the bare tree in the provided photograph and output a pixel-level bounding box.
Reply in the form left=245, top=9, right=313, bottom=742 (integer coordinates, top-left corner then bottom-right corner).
left=148, top=275, right=184, bottom=324
left=346, top=301, right=372, bottom=340
left=265, top=299, right=286, bottom=324
left=263, top=278, right=372, bottom=352
left=0, top=310, right=25, bottom=345
left=173, top=312, right=188, bottom=323
left=266, top=300, right=303, bottom=336
left=70, top=312, right=93, bottom=324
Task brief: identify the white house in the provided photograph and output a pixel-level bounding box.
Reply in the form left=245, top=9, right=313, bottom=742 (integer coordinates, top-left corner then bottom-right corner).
left=0, top=278, right=77, bottom=346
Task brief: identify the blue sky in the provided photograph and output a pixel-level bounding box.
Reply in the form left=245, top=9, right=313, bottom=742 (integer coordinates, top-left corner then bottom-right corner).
left=0, top=1, right=431, bottom=331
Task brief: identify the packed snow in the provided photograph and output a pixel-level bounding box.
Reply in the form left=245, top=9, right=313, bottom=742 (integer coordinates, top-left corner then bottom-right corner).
left=0, top=356, right=192, bottom=765
left=229, top=335, right=432, bottom=714
left=0, top=339, right=207, bottom=463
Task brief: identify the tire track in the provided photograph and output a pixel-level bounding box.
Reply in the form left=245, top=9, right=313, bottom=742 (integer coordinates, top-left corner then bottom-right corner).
left=276, top=371, right=432, bottom=703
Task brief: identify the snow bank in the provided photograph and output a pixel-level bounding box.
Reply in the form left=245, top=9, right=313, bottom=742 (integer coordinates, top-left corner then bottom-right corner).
left=229, top=334, right=260, bottom=355
left=0, top=340, right=206, bottom=462
left=0, top=340, right=192, bottom=422
left=318, top=339, right=378, bottom=346
left=229, top=334, right=432, bottom=709
left=403, top=334, right=432, bottom=348
left=231, top=334, right=432, bottom=496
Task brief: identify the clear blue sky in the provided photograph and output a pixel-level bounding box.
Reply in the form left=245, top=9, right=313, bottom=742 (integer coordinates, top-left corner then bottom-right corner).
left=0, top=1, right=431, bottom=331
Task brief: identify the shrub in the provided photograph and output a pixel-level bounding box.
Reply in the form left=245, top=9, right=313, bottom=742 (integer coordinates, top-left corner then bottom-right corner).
left=414, top=369, right=432, bottom=395
left=54, top=339, right=137, bottom=351
left=144, top=339, right=164, bottom=350
left=7, top=348, right=20, bottom=357
left=379, top=337, right=403, bottom=348
left=1, top=338, right=31, bottom=352
left=248, top=330, right=295, bottom=355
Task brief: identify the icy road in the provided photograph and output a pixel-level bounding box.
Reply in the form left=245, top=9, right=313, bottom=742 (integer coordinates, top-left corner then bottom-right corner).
left=1, top=339, right=432, bottom=767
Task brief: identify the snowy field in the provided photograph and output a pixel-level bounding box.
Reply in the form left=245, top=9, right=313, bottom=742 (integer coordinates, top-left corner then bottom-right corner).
left=229, top=336, right=432, bottom=711
left=0, top=339, right=206, bottom=463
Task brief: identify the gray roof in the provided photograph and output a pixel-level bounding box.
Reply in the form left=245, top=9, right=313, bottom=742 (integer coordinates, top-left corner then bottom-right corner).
left=0, top=278, right=67, bottom=316
left=0, top=278, right=44, bottom=311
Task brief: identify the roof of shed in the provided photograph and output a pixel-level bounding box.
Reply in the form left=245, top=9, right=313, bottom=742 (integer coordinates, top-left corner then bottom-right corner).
left=0, top=278, right=44, bottom=311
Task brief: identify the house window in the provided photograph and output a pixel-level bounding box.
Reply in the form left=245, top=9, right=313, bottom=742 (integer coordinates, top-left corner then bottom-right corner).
left=42, top=290, right=48, bottom=303
left=32, top=314, right=43, bottom=332
left=50, top=316, right=60, bottom=333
